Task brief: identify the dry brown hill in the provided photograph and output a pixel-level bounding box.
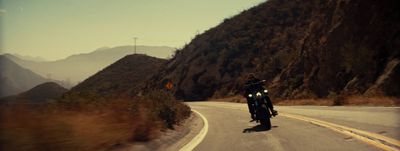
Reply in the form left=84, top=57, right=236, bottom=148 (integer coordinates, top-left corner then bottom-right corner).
left=64, top=54, right=166, bottom=100
left=21, top=82, right=68, bottom=101
left=145, top=0, right=400, bottom=100
left=1, top=82, right=68, bottom=103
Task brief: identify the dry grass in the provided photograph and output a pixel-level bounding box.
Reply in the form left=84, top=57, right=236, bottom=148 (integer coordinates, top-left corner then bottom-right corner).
left=215, top=95, right=399, bottom=107
left=215, top=95, right=334, bottom=106
left=0, top=91, right=191, bottom=151
left=276, top=96, right=399, bottom=106
left=275, top=98, right=333, bottom=106
left=344, top=96, right=400, bottom=106
left=1, top=100, right=149, bottom=151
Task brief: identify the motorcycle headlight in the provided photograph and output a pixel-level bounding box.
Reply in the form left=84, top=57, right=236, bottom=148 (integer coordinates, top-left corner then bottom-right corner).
left=256, top=92, right=262, bottom=97
left=264, top=89, right=268, bottom=93
left=248, top=94, right=253, bottom=97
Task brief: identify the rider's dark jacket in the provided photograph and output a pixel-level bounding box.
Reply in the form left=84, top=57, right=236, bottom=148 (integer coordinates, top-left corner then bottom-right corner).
left=244, top=78, right=274, bottom=115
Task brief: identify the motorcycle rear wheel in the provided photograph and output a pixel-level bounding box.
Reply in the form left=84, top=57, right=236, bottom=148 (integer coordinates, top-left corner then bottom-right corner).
left=260, top=118, right=271, bottom=130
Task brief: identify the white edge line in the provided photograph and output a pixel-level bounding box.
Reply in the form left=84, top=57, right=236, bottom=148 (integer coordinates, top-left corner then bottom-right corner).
left=179, top=109, right=209, bottom=151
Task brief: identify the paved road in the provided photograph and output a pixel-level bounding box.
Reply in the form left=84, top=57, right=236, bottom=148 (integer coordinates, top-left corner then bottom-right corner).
left=186, top=101, right=400, bottom=151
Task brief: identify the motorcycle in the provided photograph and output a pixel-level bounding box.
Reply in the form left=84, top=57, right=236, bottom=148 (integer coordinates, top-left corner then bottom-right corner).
left=245, top=80, right=277, bottom=130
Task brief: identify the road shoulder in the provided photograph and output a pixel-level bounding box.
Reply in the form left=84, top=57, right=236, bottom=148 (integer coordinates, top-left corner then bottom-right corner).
left=111, top=111, right=204, bottom=151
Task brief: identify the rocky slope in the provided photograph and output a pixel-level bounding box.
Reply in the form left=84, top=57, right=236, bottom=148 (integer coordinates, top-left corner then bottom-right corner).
left=145, top=0, right=400, bottom=100
left=64, top=54, right=166, bottom=100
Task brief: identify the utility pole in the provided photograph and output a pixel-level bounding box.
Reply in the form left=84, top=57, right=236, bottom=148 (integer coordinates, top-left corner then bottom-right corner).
left=133, top=37, right=138, bottom=54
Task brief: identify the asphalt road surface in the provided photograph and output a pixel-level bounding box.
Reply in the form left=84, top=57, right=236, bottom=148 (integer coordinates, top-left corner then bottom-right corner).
left=186, top=101, right=400, bottom=151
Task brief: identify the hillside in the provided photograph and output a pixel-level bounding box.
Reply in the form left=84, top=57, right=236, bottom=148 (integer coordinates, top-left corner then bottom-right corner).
left=145, top=0, right=400, bottom=100
left=5, top=45, right=174, bottom=86
left=64, top=54, right=166, bottom=100
left=20, top=82, right=68, bottom=101
left=1, top=82, right=68, bottom=103
left=0, top=56, right=50, bottom=97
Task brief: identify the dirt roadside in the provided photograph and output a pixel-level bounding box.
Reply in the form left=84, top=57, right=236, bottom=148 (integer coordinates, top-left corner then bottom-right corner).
left=110, top=112, right=203, bottom=151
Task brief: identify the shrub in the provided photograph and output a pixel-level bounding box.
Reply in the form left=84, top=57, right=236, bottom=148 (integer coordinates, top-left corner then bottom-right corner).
left=328, top=91, right=346, bottom=106
left=140, top=90, right=191, bottom=129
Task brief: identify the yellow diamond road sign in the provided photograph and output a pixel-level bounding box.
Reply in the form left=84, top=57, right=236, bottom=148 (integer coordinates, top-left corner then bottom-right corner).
left=165, top=81, right=173, bottom=90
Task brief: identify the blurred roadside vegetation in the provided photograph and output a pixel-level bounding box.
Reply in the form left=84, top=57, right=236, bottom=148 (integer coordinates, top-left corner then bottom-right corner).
left=0, top=90, right=191, bottom=151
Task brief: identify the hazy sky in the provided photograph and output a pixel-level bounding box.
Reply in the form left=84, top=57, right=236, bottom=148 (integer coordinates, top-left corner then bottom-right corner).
left=0, top=0, right=265, bottom=60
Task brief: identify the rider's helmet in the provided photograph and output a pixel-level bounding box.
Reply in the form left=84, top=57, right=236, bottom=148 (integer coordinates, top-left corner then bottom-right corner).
left=247, top=73, right=256, bottom=81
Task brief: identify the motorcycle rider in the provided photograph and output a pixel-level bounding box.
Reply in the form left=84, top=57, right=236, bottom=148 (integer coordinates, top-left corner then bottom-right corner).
left=244, top=73, right=277, bottom=120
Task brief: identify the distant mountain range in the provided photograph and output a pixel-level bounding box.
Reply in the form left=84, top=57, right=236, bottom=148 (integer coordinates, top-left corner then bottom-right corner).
left=9, top=53, right=48, bottom=62
left=4, top=45, right=174, bottom=86
left=0, top=56, right=51, bottom=97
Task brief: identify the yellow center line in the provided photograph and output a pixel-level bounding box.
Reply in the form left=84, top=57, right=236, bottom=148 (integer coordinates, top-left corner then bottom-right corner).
left=280, top=113, right=399, bottom=151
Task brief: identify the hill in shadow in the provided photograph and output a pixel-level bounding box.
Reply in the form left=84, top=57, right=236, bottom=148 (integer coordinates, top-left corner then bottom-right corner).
left=64, top=54, right=166, bottom=101
left=145, top=0, right=400, bottom=100
left=1, top=82, right=68, bottom=103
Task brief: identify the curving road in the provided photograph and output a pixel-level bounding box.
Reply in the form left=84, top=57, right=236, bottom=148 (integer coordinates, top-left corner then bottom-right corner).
left=186, top=101, right=400, bottom=151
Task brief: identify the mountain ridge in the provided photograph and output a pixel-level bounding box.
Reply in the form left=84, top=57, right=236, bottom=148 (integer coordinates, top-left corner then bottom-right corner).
left=5, top=45, right=175, bottom=86
left=64, top=54, right=166, bottom=100
left=0, top=56, right=51, bottom=97
left=1, top=82, right=68, bottom=103
left=144, top=0, right=400, bottom=100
